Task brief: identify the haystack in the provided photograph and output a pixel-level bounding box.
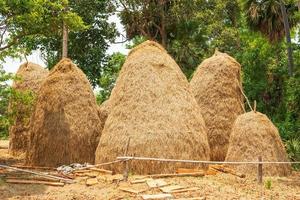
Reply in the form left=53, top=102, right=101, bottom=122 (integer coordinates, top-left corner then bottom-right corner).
left=97, top=100, right=111, bottom=132
left=9, top=62, right=48, bottom=155
left=26, top=58, right=102, bottom=167
left=190, top=51, right=244, bottom=161
left=225, top=111, right=292, bottom=176
left=95, top=41, right=210, bottom=174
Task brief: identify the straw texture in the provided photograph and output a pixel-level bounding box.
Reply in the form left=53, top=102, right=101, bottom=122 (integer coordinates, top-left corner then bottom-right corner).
left=95, top=41, right=210, bottom=174
left=26, top=58, right=102, bottom=167
left=9, top=62, right=48, bottom=155
left=190, top=51, right=244, bottom=161
left=225, top=111, right=292, bottom=176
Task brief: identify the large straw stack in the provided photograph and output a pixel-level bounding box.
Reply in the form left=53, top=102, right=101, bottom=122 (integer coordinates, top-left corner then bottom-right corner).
left=190, top=51, right=244, bottom=161
left=225, top=111, right=292, bottom=176
left=9, top=62, right=48, bottom=155
left=26, top=58, right=102, bottom=167
left=95, top=41, right=210, bottom=174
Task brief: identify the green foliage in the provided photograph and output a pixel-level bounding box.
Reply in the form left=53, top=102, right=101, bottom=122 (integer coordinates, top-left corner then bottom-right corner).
left=0, top=0, right=86, bottom=60
left=241, top=0, right=299, bottom=42
left=0, top=66, right=35, bottom=139
left=96, top=52, right=125, bottom=104
left=0, top=65, right=13, bottom=138
left=39, top=0, right=117, bottom=87
left=265, top=179, right=272, bottom=190
left=286, top=138, right=300, bottom=170
left=117, top=0, right=241, bottom=78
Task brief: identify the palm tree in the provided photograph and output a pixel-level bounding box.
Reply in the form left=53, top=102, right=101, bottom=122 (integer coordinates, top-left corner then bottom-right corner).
left=243, top=0, right=297, bottom=76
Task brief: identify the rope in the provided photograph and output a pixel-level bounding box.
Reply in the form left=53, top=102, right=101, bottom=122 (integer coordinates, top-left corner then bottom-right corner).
left=117, top=156, right=300, bottom=165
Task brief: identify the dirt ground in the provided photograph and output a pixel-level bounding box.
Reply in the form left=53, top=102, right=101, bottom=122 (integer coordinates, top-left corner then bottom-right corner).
left=0, top=140, right=300, bottom=200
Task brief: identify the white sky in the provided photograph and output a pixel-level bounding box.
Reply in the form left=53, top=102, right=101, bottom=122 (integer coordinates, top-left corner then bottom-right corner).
left=1, top=14, right=128, bottom=74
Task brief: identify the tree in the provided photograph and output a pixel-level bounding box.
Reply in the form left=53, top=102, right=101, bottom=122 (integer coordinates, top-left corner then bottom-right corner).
left=116, top=0, right=241, bottom=77
left=242, top=0, right=298, bottom=76
left=0, top=0, right=86, bottom=60
left=37, top=0, right=117, bottom=87
left=96, top=52, right=125, bottom=103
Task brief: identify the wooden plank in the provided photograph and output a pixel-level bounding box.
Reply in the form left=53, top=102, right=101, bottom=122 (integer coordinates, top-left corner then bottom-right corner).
left=6, top=179, right=65, bottom=186
left=176, top=168, right=202, bottom=174
left=175, top=197, right=205, bottom=200
left=147, top=172, right=204, bottom=179
left=160, top=185, right=185, bottom=193
left=171, top=187, right=199, bottom=193
left=86, top=178, right=98, bottom=186
left=147, top=179, right=168, bottom=188
left=89, top=168, right=113, bottom=175
left=210, top=165, right=245, bottom=178
left=141, top=194, right=173, bottom=200
left=11, top=165, right=55, bottom=170
left=119, top=187, right=148, bottom=194
left=130, top=178, right=153, bottom=184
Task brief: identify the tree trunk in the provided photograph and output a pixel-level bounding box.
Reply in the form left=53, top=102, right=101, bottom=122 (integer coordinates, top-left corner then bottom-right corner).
left=62, top=21, right=68, bottom=58
left=280, top=1, right=294, bottom=76
left=298, top=1, right=300, bottom=11
left=159, top=0, right=167, bottom=48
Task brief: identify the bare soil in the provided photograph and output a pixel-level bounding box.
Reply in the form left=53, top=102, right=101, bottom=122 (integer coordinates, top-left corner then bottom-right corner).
left=0, top=140, right=299, bottom=200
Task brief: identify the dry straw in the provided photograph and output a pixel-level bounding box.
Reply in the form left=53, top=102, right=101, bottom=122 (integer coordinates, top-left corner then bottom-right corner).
left=97, top=100, right=111, bottom=132
left=95, top=41, right=210, bottom=174
left=9, top=62, right=48, bottom=155
left=190, top=51, right=244, bottom=161
left=225, top=111, right=292, bottom=176
left=26, top=58, right=102, bottom=167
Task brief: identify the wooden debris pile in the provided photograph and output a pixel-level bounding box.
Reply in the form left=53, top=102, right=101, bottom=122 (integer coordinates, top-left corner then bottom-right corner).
left=0, top=163, right=245, bottom=199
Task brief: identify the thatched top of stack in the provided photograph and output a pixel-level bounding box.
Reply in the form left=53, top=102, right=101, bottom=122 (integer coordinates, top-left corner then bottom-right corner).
left=13, top=62, right=48, bottom=92
left=225, top=111, right=292, bottom=176
left=95, top=40, right=210, bottom=174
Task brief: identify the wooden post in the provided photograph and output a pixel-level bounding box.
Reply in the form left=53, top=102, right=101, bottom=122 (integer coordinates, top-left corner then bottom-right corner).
left=257, top=156, right=263, bottom=184
left=62, top=21, right=68, bottom=58
left=254, top=100, right=257, bottom=113
left=123, top=137, right=131, bottom=181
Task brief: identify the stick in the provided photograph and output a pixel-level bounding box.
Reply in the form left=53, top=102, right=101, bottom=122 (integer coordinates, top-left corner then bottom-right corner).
left=0, top=164, right=74, bottom=183
left=237, top=82, right=253, bottom=111
left=11, top=165, right=55, bottom=171
left=147, top=172, right=204, bottom=178
left=117, top=156, right=300, bottom=164
left=6, top=179, right=65, bottom=186
left=123, top=137, right=131, bottom=181
left=210, top=165, right=245, bottom=178
left=254, top=100, right=257, bottom=113
left=257, top=156, right=263, bottom=184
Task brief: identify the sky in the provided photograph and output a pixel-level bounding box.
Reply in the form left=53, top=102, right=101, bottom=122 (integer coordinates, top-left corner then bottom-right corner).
left=1, top=14, right=128, bottom=74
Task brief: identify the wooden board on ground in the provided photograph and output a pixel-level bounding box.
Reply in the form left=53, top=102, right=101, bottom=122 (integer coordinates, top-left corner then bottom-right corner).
left=130, top=178, right=153, bottom=184
left=141, top=193, right=173, bottom=199
left=86, top=178, right=98, bottom=186
left=147, top=172, right=204, bottom=179
left=147, top=179, right=168, bottom=188
left=89, top=168, right=113, bottom=175
left=175, top=197, right=206, bottom=200
left=119, top=186, right=148, bottom=194
left=171, top=187, right=199, bottom=193
left=210, top=165, right=245, bottom=178
left=160, top=185, right=185, bottom=193
left=176, top=168, right=203, bottom=174
left=6, top=179, right=65, bottom=186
